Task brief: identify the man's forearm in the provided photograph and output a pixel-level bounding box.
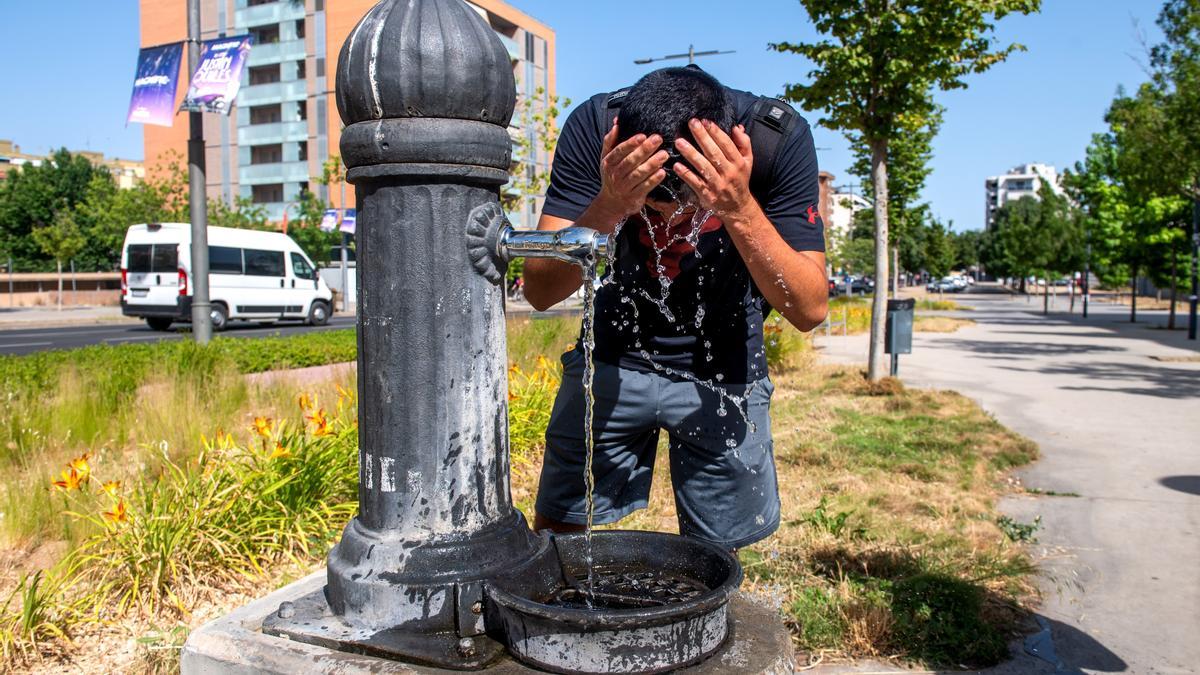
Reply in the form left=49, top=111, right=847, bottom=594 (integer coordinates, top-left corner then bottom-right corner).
left=724, top=203, right=828, bottom=331
left=522, top=200, right=626, bottom=311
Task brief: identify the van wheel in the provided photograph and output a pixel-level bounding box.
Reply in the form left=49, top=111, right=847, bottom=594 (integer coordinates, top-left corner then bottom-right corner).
left=307, top=301, right=330, bottom=326
left=146, top=317, right=173, bottom=331
left=210, top=303, right=229, bottom=332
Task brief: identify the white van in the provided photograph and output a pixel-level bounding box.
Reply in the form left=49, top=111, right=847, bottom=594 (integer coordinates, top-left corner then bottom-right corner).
left=120, top=223, right=335, bottom=331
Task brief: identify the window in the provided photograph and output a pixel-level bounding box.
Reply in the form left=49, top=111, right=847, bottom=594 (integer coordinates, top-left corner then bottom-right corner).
left=244, top=249, right=285, bottom=277
left=127, top=244, right=152, bottom=273
left=297, top=141, right=308, bottom=161
left=249, top=104, right=282, bottom=125
left=295, top=19, right=306, bottom=39
left=296, top=59, right=307, bottom=80
left=297, top=101, right=307, bottom=120
left=250, top=24, right=280, bottom=45
left=248, top=64, right=281, bottom=85
left=251, top=144, right=283, bottom=164
left=151, top=244, right=178, bottom=272
left=251, top=184, right=284, bottom=203
left=291, top=252, right=315, bottom=280
left=209, top=246, right=243, bottom=274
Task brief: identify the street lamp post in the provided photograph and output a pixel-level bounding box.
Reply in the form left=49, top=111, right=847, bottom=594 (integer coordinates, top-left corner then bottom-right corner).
left=186, top=0, right=212, bottom=344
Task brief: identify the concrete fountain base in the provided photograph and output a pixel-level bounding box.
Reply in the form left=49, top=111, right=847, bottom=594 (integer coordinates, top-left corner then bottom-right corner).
left=181, top=570, right=796, bottom=674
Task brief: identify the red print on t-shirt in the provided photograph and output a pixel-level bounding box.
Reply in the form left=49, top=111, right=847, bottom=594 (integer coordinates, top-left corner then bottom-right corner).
left=637, top=210, right=724, bottom=280
left=806, top=205, right=818, bottom=224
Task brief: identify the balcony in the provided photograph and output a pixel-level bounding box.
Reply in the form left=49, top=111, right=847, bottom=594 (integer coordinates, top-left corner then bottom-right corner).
left=235, top=1, right=306, bottom=30
left=238, top=80, right=307, bottom=107
left=247, top=39, right=307, bottom=67
left=238, top=120, right=308, bottom=146
left=239, top=160, right=310, bottom=185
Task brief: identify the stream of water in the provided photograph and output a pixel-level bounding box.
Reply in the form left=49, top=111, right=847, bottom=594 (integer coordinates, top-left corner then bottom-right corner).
left=575, top=188, right=775, bottom=605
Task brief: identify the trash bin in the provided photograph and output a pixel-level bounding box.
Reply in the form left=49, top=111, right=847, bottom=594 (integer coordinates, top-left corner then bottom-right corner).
left=885, top=298, right=915, bottom=376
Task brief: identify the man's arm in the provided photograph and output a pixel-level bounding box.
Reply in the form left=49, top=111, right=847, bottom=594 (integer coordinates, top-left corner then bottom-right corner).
left=524, top=122, right=669, bottom=311
left=674, top=119, right=828, bottom=331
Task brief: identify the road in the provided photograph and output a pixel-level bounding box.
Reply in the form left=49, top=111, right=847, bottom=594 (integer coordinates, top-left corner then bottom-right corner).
left=817, top=289, right=1200, bottom=674
left=0, top=299, right=585, bottom=356
left=0, top=316, right=360, bottom=356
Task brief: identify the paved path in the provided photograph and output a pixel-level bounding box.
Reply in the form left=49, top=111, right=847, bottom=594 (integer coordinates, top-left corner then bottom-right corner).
left=817, top=291, right=1200, bottom=674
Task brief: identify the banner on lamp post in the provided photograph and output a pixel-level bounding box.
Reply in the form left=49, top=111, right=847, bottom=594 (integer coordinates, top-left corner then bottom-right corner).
left=180, top=35, right=252, bottom=115
left=127, top=42, right=185, bottom=127
left=320, top=209, right=339, bottom=232
left=340, top=209, right=357, bottom=236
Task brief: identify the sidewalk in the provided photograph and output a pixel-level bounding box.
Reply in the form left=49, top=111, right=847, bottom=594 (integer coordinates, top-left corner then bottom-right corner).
left=0, top=305, right=138, bottom=329
left=814, top=294, right=1200, bottom=674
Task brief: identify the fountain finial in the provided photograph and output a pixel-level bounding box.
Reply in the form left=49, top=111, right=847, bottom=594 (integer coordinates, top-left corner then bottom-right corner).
left=335, top=0, right=516, bottom=127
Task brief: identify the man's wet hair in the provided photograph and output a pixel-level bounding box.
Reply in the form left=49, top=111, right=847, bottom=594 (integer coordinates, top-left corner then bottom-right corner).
left=617, top=67, right=734, bottom=201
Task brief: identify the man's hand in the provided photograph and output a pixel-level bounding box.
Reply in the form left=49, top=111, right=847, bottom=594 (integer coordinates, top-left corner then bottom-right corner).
left=672, top=119, right=755, bottom=220
left=593, top=120, right=670, bottom=227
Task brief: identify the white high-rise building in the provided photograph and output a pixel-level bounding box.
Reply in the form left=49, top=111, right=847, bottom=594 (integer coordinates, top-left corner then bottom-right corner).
left=984, top=163, right=1062, bottom=230
left=827, top=188, right=872, bottom=239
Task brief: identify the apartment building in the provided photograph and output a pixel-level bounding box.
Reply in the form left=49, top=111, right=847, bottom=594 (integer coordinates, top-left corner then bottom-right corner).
left=984, top=162, right=1063, bottom=230
left=140, top=0, right=556, bottom=224
left=0, top=139, right=145, bottom=186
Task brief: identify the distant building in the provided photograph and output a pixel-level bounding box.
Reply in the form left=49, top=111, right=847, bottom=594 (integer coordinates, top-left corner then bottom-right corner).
left=984, top=163, right=1062, bottom=230
left=817, top=171, right=834, bottom=233
left=827, top=182, right=871, bottom=240
left=0, top=139, right=145, bottom=187
left=139, top=0, right=556, bottom=226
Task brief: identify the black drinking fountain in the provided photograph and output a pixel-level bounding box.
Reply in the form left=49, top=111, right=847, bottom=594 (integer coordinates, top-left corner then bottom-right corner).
left=253, top=1, right=789, bottom=673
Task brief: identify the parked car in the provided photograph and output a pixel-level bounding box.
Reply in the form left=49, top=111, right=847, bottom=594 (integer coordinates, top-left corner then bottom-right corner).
left=120, top=222, right=334, bottom=331
left=927, top=278, right=960, bottom=293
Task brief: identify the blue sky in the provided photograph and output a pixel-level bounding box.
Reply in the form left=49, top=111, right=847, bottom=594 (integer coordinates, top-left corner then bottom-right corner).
left=0, top=0, right=1163, bottom=232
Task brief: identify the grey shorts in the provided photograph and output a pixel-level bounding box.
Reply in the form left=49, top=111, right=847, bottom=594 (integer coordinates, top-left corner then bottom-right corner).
left=535, top=348, right=780, bottom=549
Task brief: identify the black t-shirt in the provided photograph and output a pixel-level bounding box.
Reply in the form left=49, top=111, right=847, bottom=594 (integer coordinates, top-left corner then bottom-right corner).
left=542, top=87, right=826, bottom=384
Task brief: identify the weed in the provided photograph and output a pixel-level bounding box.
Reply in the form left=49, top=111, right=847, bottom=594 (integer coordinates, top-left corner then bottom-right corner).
left=996, top=515, right=1042, bottom=543
left=799, top=496, right=866, bottom=539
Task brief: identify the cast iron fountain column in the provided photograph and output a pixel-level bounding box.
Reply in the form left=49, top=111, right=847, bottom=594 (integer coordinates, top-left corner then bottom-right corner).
left=313, top=0, right=543, bottom=665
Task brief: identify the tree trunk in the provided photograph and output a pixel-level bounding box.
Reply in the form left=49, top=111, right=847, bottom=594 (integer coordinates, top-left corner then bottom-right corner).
left=1130, top=265, right=1137, bottom=323
left=1070, top=273, right=1076, bottom=314
left=891, top=245, right=899, bottom=298
left=1169, top=250, right=1178, bottom=330
left=867, top=139, right=889, bottom=382
left=1043, top=275, right=1049, bottom=315
left=56, top=259, right=63, bottom=311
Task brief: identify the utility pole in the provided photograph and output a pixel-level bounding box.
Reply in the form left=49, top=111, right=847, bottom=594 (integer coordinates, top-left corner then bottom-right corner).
left=1083, top=241, right=1091, bottom=319
left=187, top=0, right=212, bottom=344
left=634, top=45, right=735, bottom=66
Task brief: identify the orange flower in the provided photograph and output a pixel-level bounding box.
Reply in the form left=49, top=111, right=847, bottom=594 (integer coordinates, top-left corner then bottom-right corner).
left=335, top=384, right=353, bottom=408
left=253, top=416, right=273, bottom=437
left=102, top=498, right=128, bottom=524
left=100, top=480, right=122, bottom=497
left=69, top=453, right=93, bottom=484
left=269, top=442, right=292, bottom=460
left=508, top=391, right=519, bottom=402
left=296, top=393, right=312, bottom=411
left=51, top=468, right=84, bottom=491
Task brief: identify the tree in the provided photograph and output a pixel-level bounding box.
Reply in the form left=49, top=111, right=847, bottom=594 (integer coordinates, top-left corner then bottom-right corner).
left=922, top=218, right=956, bottom=280
left=289, top=189, right=341, bottom=266
left=1151, top=0, right=1200, bottom=335
left=984, top=181, right=1081, bottom=314
left=32, top=210, right=86, bottom=310
left=773, top=0, right=1040, bottom=380
left=0, top=149, right=105, bottom=270
left=951, top=229, right=984, bottom=272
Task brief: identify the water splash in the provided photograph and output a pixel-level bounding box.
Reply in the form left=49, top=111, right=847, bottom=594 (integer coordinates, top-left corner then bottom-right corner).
left=580, top=264, right=598, bottom=607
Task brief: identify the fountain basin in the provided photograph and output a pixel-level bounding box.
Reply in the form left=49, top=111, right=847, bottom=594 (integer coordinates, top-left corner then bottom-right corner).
left=484, top=531, right=742, bottom=674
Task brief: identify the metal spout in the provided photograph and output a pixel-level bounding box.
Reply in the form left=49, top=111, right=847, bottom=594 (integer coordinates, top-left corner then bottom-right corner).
left=501, top=227, right=611, bottom=267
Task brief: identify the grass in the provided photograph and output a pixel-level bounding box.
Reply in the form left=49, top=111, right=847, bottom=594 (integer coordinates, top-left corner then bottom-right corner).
left=822, top=297, right=975, bottom=337
left=0, top=314, right=1037, bottom=672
